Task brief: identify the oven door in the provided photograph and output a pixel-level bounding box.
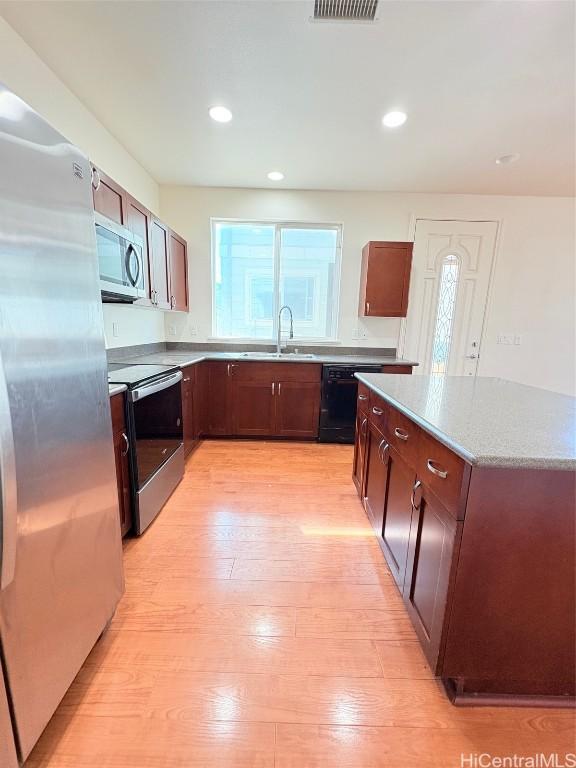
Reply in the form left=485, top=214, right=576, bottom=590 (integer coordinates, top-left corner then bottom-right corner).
left=130, top=372, right=184, bottom=490
left=95, top=213, right=145, bottom=302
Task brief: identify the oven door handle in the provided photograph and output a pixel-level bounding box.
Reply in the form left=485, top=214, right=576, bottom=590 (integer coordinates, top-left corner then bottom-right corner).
left=130, top=371, right=183, bottom=402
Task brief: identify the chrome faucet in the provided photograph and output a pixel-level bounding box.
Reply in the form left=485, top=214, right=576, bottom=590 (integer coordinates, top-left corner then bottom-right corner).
left=277, top=305, right=294, bottom=355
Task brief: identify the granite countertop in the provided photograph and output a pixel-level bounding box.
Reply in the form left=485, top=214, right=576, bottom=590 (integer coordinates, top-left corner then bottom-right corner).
left=108, top=383, right=127, bottom=397
left=355, top=373, right=576, bottom=471
left=117, top=351, right=418, bottom=368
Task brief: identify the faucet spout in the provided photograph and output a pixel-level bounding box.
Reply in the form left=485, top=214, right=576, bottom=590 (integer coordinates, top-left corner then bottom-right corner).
left=277, top=305, right=294, bottom=355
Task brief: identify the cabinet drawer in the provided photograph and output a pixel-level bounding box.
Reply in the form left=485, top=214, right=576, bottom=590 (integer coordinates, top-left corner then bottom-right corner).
left=386, top=406, right=419, bottom=468
left=368, top=392, right=387, bottom=433
left=417, top=431, right=469, bottom=519
left=357, top=382, right=370, bottom=413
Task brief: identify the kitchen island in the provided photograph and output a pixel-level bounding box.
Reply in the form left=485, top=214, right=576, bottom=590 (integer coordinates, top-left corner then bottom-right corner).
left=353, top=373, right=575, bottom=706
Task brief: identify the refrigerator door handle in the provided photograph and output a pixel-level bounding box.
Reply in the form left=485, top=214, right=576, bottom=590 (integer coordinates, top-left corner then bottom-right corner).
left=0, top=349, right=17, bottom=590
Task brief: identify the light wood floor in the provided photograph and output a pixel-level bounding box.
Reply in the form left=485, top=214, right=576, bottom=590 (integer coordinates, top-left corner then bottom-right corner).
left=27, top=441, right=574, bottom=767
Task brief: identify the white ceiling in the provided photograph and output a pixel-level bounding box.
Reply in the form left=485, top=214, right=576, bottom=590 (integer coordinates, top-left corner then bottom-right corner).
left=1, top=0, right=574, bottom=195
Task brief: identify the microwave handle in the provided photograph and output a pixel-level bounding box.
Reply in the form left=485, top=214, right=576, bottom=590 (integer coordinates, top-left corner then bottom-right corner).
left=0, top=348, right=17, bottom=591
left=130, top=371, right=183, bottom=402
left=125, top=243, right=142, bottom=288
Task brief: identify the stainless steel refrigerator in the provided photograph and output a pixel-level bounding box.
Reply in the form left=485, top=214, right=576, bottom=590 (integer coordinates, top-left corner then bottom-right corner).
left=0, top=85, right=124, bottom=765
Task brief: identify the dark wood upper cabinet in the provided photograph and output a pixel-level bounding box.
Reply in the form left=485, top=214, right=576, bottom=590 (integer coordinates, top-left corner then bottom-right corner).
left=92, top=167, right=126, bottom=225
left=359, top=241, right=413, bottom=317
left=168, top=231, right=189, bottom=312
left=149, top=217, right=171, bottom=310
left=125, top=195, right=153, bottom=306
left=91, top=164, right=188, bottom=313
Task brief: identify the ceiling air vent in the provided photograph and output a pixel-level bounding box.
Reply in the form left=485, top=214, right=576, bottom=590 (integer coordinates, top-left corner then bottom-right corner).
left=313, top=0, right=379, bottom=22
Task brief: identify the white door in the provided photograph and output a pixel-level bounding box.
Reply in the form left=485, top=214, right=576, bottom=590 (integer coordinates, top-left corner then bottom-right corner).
left=401, top=220, right=498, bottom=377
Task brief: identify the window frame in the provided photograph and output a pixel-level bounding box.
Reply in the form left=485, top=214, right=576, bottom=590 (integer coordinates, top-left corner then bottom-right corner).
left=210, top=218, right=343, bottom=343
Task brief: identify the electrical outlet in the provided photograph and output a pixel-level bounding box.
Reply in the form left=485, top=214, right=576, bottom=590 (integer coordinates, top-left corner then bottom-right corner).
left=497, top=333, right=514, bottom=345
left=513, top=335, right=522, bottom=346
left=112, top=322, right=119, bottom=338
left=168, top=325, right=176, bottom=337
left=189, top=325, right=197, bottom=337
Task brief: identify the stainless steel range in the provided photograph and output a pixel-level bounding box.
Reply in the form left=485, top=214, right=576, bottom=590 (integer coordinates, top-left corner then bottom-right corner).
left=108, top=363, right=184, bottom=534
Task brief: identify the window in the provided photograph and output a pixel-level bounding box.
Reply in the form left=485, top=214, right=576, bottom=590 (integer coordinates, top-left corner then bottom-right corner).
left=212, top=221, right=341, bottom=340
left=430, top=254, right=460, bottom=376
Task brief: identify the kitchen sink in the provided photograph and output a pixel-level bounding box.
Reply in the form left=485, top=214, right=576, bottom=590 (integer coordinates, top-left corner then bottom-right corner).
left=240, top=352, right=316, bottom=359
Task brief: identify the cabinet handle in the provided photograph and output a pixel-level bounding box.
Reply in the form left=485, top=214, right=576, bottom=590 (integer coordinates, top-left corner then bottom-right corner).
left=227, top=363, right=231, bottom=377
left=378, top=439, right=389, bottom=463
left=170, top=294, right=176, bottom=309
left=366, top=301, right=370, bottom=314
left=183, top=377, right=191, bottom=382
left=427, top=459, right=448, bottom=479
left=361, top=417, right=368, bottom=436
left=411, top=480, right=422, bottom=511
left=372, top=406, right=383, bottom=416
left=394, top=427, right=409, bottom=441
left=121, top=432, right=130, bottom=456
left=278, top=382, right=281, bottom=395
left=271, top=382, right=275, bottom=395
left=91, top=166, right=101, bottom=191
left=358, top=394, right=368, bottom=401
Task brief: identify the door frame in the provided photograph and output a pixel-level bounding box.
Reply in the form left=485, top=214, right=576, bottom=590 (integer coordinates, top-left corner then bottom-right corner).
left=397, top=215, right=503, bottom=377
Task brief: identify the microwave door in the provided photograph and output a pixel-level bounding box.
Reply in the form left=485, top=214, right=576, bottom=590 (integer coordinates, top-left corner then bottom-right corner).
left=125, top=243, right=145, bottom=298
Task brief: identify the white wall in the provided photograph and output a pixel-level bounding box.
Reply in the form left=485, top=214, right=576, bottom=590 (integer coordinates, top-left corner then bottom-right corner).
left=0, top=16, right=166, bottom=349
left=160, top=186, right=575, bottom=396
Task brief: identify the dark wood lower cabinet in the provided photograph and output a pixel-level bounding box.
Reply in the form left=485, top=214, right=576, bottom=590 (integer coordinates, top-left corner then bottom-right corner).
left=110, top=392, right=132, bottom=537
left=363, top=423, right=388, bottom=536
left=403, top=484, right=460, bottom=673
left=352, top=408, right=368, bottom=494
left=182, top=365, right=200, bottom=456
left=232, top=381, right=276, bottom=436
left=381, top=447, right=416, bottom=591
left=275, top=380, right=320, bottom=438
left=352, top=383, right=576, bottom=705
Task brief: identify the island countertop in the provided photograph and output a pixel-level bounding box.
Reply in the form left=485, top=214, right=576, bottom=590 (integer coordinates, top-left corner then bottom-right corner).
left=354, top=373, right=576, bottom=470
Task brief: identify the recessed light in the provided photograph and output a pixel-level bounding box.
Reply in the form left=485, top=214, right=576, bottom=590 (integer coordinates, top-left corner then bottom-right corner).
left=382, top=110, right=407, bottom=128
left=209, top=106, right=232, bottom=123
left=496, top=153, right=520, bottom=165
left=267, top=171, right=284, bottom=181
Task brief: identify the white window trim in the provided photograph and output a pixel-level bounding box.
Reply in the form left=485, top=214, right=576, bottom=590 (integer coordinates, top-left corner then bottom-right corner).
left=210, top=218, right=342, bottom=343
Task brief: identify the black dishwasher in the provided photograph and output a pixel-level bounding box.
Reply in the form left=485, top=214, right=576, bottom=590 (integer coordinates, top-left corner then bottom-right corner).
left=319, top=364, right=382, bottom=443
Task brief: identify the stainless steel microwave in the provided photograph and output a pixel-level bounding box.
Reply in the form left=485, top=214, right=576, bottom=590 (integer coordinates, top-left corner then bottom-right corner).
left=95, top=212, right=145, bottom=302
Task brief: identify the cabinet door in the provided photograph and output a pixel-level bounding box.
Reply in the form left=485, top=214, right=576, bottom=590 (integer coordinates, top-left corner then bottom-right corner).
left=91, top=166, right=126, bottom=225
left=359, top=241, right=413, bottom=317
left=381, top=446, right=416, bottom=591
left=110, top=393, right=132, bottom=537
left=231, top=380, right=276, bottom=436
left=275, top=381, right=320, bottom=439
left=403, top=484, right=459, bottom=673
left=168, top=231, right=189, bottom=311
left=125, top=195, right=153, bottom=306
left=149, top=218, right=171, bottom=309
left=181, top=369, right=196, bottom=455
left=113, top=428, right=132, bottom=537
left=352, top=409, right=369, bottom=496
left=363, top=424, right=389, bottom=537
left=205, top=362, right=232, bottom=436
